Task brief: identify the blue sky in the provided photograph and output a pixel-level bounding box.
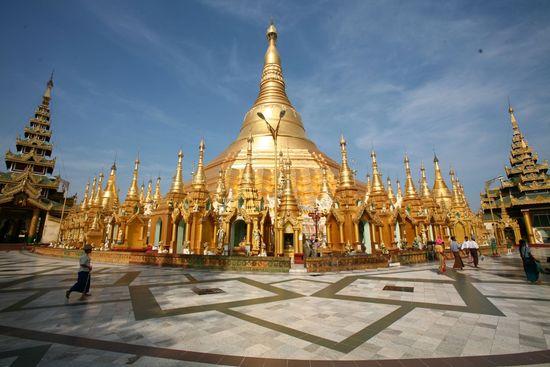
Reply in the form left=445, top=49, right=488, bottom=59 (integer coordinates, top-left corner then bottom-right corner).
left=1, top=0, right=549, bottom=210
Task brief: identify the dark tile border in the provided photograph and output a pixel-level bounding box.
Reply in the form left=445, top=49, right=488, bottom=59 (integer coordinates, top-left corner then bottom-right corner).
left=0, top=325, right=548, bottom=367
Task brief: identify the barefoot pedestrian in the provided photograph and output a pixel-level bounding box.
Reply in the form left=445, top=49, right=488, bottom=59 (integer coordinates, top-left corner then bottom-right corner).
left=434, top=240, right=446, bottom=274
left=519, top=239, right=541, bottom=284
left=450, top=236, right=463, bottom=270
left=66, top=244, right=93, bottom=300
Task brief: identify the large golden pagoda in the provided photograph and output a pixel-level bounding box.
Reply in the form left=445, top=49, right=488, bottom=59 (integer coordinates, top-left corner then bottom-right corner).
left=60, top=22, right=484, bottom=255
left=481, top=106, right=550, bottom=244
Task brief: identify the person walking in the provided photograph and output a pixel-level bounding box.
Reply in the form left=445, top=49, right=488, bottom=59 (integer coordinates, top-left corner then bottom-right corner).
left=519, top=239, right=541, bottom=284
left=462, top=236, right=472, bottom=264
left=66, top=244, right=93, bottom=300
left=434, top=239, right=446, bottom=274
left=469, top=236, right=480, bottom=268
left=450, top=236, right=464, bottom=270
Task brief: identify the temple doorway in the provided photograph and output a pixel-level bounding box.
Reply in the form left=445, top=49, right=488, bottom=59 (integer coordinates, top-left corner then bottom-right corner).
left=176, top=220, right=186, bottom=253
left=262, top=215, right=273, bottom=256
left=454, top=222, right=465, bottom=242
left=359, top=220, right=372, bottom=254
left=231, top=219, right=246, bottom=247
left=154, top=219, right=162, bottom=246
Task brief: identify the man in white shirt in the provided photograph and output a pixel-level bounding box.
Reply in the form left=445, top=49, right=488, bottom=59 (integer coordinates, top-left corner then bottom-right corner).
left=468, top=236, right=480, bottom=268
left=66, top=244, right=93, bottom=300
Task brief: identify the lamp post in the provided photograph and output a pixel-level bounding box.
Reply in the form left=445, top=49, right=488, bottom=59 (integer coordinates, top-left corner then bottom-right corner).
left=484, top=176, right=504, bottom=247
left=308, top=203, right=324, bottom=242
left=257, top=109, right=286, bottom=256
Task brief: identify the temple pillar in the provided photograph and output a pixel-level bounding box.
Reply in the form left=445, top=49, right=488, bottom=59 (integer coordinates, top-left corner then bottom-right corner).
left=339, top=223, right=344, bottom=244
left=378, top=226, right=383, bottom=247
left=354, top=222, right=359, bottom=243
left=252, top=220, right=259, bottom=253
left=198, top=218, right=204, bottom=253
left=293, top=229, right=299, bottom=253
left=521, top=209, right=535, bottom=244
left=28, top=209, right=40, bottom=240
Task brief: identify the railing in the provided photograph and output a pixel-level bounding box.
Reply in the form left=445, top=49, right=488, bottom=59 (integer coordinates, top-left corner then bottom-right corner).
left=305, top=254, right=388, bottom=273
left=32, top=247, right=290, bottom=272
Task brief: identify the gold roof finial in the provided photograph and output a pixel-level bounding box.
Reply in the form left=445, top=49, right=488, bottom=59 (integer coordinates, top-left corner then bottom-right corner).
left=88, top=176, right=97, bottom=207
left=192, top=139, right=207, bottom=190
left=240, top=134, right=256, bottom=188
left=337, top=135, right=355, bottom=189
left=403, top=154, right=418, bottom=199
left=396, top=179, right=403, bottom=203
left=419, top=161, right=431, bottom=199
left=126, top=156, right=140, bottom=202
left=280, top=156, right=299, bottom=214
left=139, top=182, right=145, bottom=204
left=102, top=163, right=118, bottom=209
left=169, top=150, right=185, bottom=194
left=93, top=172, right=104, bottom=206
left=253, top=20, right=292, bottom=107
left=81, top=179, right=90, bottom=210
left=370, top=150, right=385, bottom=194
left=145, top=179, right=153, bottom=203
left=364, top=174, right=371, bottom=202
left=153, top=176, right=162, bottom=202
left=432, top=153, right=452, bottom=208
left=449, top=168, right=463, bottom=208
left=318, top=164, right=332, bottom=201
left=508, top=102, right=522, bottom=136
left=386, top=176, right=396, bottom=204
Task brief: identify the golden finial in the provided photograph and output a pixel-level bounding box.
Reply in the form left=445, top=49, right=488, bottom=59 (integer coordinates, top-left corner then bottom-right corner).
left=169, top=150, right=185, bottom=194
left=432, top=153, right=452, bottom=208
left=102, top=163, right=118, bottom=209
left=403, top=154, right=418, bottom=199
left=280, top=156, right=299, bottom=214
left=240, top=133, right=256, bottom=188
left=396, top=179, right=403, bottom=203
left=419, top=161, right=431, bottom=199
left=192, top=139, right=206, bottom=190
left=126, top=156, right=140, bottom=202
left=364, top=174, right=371, bottom=202
left=81, top=179, right=90, bottom=210
left=370, top=150, right=385, bottom=194
left=319, top=164, right=332, bottom=199
left=145, top=179, right=153, bottom=203
left=449, top=168, right=462, bottom=208
left=43, top=72, right=54, bottom=102
left=386, top=176, right=396, bottom=204
left=88, top=176, right=97, bottom=207
left=337, top=135, right=355, bottom=189
left=153, top=176, right=162, bottom=202
left=93, top=172, right=104, bottom=206
left=253, top=20, right=292, bottom=107
left=139, top=182, right=145, bottom=204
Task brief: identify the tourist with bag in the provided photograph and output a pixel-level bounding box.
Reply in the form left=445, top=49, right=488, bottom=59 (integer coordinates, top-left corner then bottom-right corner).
left=66, top=244, right=93, bottom=300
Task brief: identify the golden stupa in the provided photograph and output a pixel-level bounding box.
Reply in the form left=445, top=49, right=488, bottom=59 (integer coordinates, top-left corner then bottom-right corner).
left=59, top=22, right=484, bottom=256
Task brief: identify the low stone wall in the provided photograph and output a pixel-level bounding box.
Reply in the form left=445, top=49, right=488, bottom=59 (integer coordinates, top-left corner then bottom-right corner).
left=32, top=247, right=290, bottom=272
left=305, top=255, right=388, bottom=273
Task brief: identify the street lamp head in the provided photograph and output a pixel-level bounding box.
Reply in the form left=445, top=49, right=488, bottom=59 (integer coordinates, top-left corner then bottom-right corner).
left=257, top=112, right=266, bottom=120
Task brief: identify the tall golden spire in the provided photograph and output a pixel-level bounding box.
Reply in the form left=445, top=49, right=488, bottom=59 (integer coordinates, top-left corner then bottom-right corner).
left=403, top=154, right=418, bottom=199
left=153, top=176, right=162, bottom=203
left=337, top=135, right=355, bottom=189
left=449, top=168, right=463, bottom=208
left=93, top=172, right=104, bottom=207
left=81, top=180, right=90, bottom=210
left=88, top=176, right=97, bottom=207
left=509, top=105, right=522, bottom=137
left=240, top=134, right=256, bottom=189
left=419, top=162, right=431, bottom=199
left=280, top=157, right=299, bottom=213
left=386, top=177, right=396, bottom=204
left=126, top=157, right=140, bottom=202
left=191, top=139, right=206, bottom=190
left=102, top=162, right=118, bottom=209
left=169, top=150, right=185, bottom=194
left=253, top=21, right=292, bottom=108
left=432, top=154, right=452, bottom=208
left=145, top=179, right=153, bottom=203
left=370, top=150, right=385, bottom=194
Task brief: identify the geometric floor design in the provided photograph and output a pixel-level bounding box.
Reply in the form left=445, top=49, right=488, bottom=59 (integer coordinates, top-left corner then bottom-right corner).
left=0, top=249, right=548, bottom=366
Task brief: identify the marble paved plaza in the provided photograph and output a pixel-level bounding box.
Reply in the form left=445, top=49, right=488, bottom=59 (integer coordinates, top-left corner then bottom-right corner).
left=0, top=250, right=549, bottom=366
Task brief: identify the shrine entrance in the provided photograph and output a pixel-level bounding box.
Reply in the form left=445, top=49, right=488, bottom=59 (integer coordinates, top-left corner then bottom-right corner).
left=262, top=214, right=273, bottom=256
left=176, top=220, right=186, bottom=253
left=359, top=220, right=372, bottom=254
left=230, top=219, right=246, bottom=248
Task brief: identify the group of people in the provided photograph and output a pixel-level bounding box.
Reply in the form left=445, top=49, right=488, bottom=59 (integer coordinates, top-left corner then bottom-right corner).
left=434, top=236, right=480, bottom=273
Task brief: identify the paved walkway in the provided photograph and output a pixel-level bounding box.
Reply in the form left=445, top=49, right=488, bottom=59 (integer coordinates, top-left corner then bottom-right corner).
left=0, top=249, right=548, bottom=366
